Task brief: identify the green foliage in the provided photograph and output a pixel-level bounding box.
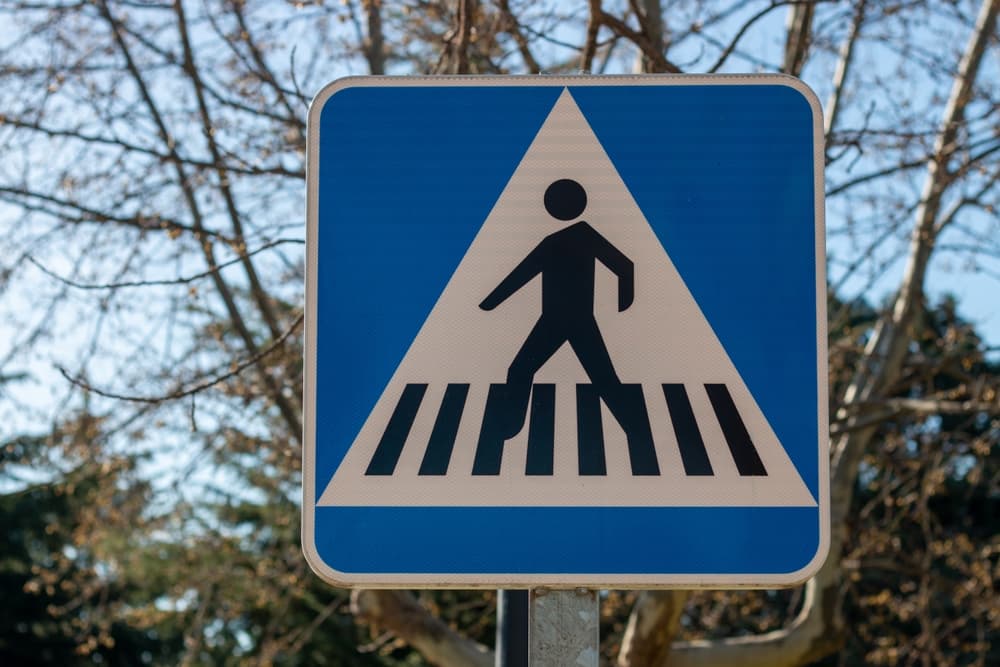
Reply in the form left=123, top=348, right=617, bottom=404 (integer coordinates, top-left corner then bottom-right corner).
left=0, top=438, right=182, bottom=665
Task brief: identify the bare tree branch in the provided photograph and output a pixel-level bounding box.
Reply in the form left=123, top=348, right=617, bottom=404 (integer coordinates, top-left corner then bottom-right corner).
left=633, top=0, right=664, bottom=73
left=455, top=0, right=476, bottom=73
left=0, top=115, right=303, bottom=178
left=709, top=1, right=806, bottom=73
left=0, top=185, right=232, bottom=241
left=616, top=591, right=690, bottom=667
left=496, top=0, right=541, bottom=73
left=174, top=0, right=289, bottom=347
left=228, top=0, right=300, bottom=119
left=365, top=0, right=387, bottom=74
left=27, top=238, right=301, bottom=291
left=351, top=590, right=493, bottom=667
left=596, top=7, right=681, bottom=73
left=581, top=0, right=602, bottom=73
left=94, top=0, right=303, bottom=441
left=782, top=0, right=815, bottom=76
left=58, top=314, right=303, bottom=405
left=824, top=0, right=867, bottom=140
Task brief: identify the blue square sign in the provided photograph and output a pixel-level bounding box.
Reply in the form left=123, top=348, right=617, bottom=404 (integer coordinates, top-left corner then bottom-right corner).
left=303, top=76, right=829, bottom=588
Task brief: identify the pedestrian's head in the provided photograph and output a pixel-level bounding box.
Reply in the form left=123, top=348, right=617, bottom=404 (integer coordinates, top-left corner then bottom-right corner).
left=544, top=179, right=586, bottom=221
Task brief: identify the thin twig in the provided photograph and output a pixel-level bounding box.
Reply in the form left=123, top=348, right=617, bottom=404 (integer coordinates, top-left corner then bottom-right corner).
left=58, top=314, right=303, bottom=405
left=28, top=238, right=301, bottom=290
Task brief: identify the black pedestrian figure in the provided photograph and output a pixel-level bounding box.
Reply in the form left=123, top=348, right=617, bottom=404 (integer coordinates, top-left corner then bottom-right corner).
left=477, top=179, right=659, bottom=475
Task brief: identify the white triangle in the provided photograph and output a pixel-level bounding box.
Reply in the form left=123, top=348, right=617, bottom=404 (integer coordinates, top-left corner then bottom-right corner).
left=319, top=90, right=816, bottom=508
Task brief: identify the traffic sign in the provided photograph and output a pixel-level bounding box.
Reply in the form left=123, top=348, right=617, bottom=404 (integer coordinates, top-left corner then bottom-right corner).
left=303, top=75, right=829, bottom=588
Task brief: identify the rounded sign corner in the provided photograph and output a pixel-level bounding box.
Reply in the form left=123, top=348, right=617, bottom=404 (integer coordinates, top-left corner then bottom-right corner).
left=301, top=535, right=365, bottom=590
left=777, top=526, right=831, bottom=588
left=770, top=75, right=825, bottom=136
left=307, top=75, right=371, bottom=127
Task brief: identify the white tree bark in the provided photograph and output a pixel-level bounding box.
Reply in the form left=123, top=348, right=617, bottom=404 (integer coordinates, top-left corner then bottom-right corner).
left=783, top=1, right=816, bottom=76
left=617, top=591, right=690, bottom=666
left=824, top=0, right=867, bottom=140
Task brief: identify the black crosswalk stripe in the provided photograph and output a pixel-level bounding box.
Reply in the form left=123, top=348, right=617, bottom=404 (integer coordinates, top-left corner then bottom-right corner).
left=705, top=383, right=767, bottom=476
left=471, top=384, right=510, bottom=475
left=618, top=384, right=660, bottom=476
left=525, top=384, right=555, bottom=475
left=418, top=384, right=469, bottom=475
left=365, top=383, right=427, bottom=475
left=576, top=384, right=607, bottom=475
left=364, top=383, right=768, bottom=477
left=662, top=384, right=714, bottom=476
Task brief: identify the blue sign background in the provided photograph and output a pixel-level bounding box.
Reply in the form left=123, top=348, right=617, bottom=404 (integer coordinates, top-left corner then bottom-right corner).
left=312, top=82, right=821, bottom=577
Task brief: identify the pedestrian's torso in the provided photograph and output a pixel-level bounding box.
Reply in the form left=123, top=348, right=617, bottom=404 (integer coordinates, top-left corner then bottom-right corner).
left=538, top=223, right=598, bottom=321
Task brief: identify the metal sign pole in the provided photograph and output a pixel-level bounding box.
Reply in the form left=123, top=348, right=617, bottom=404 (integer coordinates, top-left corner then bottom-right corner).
left=528, top=589, right=599, bottom=666
left=496, top=589, right=529, bottom=667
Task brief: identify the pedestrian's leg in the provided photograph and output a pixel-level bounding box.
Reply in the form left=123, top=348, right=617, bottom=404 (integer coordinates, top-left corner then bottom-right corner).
left=501, top=318, right=566, bottom=438
left=474, top=321, right=564, bottom=474
left=566, top=317, right=622, bottom=389
left=569, top=320, right=659, bottom=474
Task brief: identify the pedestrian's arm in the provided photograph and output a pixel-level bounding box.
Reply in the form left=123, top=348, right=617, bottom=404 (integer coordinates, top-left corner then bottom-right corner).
left=480, top=245, right=544, bottom=310
left=591, top=230, right=634, bottom=311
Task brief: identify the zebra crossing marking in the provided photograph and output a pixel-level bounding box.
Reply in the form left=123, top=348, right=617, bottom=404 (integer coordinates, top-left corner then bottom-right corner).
left=361, top=382, right=765, bottom=480
left=706, top=383, right=767, bottom=476
left=662, top=384, right=714, bottom=476
left=319, top=380, right=814, bottom=507
left=576, top=384, right=608, bottom=476
left=524, top=384, right=554, bottom=476
left=364, top=383, right=425, bottom=476
left=418, top=383, right=469, bottom=476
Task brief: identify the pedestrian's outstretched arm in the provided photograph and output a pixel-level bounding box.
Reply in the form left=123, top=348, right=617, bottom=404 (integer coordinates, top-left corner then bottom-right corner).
left=480, top=245, right=544, bottom=310
left=591, top=229, right=634, bottom=311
